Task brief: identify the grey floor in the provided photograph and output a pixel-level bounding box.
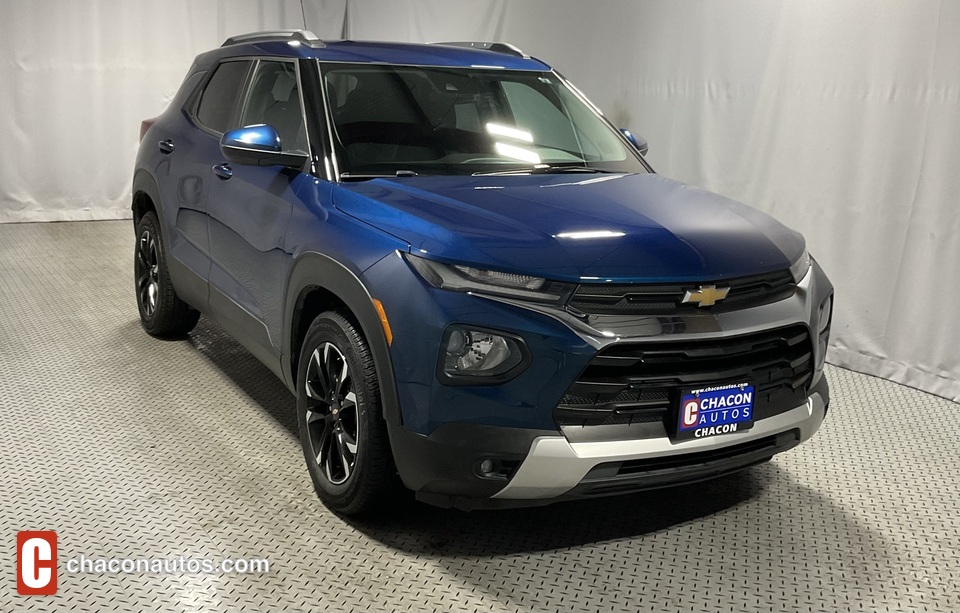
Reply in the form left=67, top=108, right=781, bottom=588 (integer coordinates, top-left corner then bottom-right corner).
left=1, top=220, right=958, bottom=613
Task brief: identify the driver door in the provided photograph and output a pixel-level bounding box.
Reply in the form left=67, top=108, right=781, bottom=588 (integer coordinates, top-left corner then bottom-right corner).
left=205, top=59, right=312, bottom=371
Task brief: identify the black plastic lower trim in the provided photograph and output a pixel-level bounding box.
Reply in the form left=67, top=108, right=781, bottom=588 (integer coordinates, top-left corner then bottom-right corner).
left=387, top=421, right=557, bottom=505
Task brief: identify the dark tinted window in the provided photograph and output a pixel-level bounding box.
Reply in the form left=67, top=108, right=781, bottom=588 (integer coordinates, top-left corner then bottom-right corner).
left=239, top=61, right=306, bottom=152
left=196, top=61, right=250, bottom=133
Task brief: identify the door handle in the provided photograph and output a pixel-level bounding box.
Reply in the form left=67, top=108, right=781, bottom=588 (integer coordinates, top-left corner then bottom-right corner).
left=158, top=139, right=175, bottom=154
left=212, top=163, right=233, bottom=180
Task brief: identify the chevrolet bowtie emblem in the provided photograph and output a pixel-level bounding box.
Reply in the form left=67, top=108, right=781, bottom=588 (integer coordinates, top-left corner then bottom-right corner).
left=681, top=285, right=731, bottom=307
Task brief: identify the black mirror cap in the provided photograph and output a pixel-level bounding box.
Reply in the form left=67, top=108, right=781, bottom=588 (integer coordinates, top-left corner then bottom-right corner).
left=220, top=124, right=308, bottom=169
left=619, top=128, right=649, bottom=157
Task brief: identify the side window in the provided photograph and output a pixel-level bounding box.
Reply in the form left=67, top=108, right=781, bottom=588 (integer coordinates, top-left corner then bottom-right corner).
left=196, top=61, right=251, bottom=134
left=239, top=61, right=307, bottom=153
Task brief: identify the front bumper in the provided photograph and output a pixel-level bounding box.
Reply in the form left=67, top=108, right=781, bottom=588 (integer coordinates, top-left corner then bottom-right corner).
left=397, top=375, right=828, bottom=509
left=494, top=376, right=828, bottom=501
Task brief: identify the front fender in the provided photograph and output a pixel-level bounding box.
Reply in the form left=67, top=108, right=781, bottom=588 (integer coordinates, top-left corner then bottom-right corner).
left=281, top=251, right=402, bottom=427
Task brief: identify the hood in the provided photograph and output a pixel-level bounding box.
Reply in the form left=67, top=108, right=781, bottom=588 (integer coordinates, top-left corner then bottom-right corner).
left=335, top=173, right=805, bottom=283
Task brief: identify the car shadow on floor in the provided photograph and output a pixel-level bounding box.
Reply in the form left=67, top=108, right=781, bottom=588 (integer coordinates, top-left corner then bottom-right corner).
left=349, top=465, right=895, bottom=609
left=186, top=316, right=299, bottom=436
left=344, top=467, right=770, bottom=556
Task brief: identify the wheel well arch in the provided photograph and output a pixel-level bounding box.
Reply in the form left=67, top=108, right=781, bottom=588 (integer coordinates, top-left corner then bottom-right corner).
left=289, top=285, right=349, bottom=387
left=283, top=252, right=401, bottom=427
left=131, top=169, right=166, bottom=235
left=132, top=190, right=156, bottom=225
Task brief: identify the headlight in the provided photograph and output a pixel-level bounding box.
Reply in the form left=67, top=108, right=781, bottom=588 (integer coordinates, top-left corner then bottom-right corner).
left=438, top=326, right=530, bottom=384
left=404, top=253, right=573, bottom=304
left=789, top=249, right=811, bottom=283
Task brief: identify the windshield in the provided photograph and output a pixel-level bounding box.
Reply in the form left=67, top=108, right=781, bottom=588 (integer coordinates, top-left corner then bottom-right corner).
left=321, top=63, right=648, bottom=177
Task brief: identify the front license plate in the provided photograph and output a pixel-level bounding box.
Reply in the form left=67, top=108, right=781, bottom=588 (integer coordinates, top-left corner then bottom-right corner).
left=676, top=383, right=755, bottom=441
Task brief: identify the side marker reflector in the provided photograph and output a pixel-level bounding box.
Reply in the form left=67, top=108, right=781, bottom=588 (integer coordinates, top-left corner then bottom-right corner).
left=372, top=299, right=393, bottom=346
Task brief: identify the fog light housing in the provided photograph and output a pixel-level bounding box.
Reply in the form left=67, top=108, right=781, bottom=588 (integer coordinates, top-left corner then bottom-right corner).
left=438, top=326, right=530, bottom=385
left=474, top=457, right=522, bottom=480
left=478, top=459, right=499, bottom=477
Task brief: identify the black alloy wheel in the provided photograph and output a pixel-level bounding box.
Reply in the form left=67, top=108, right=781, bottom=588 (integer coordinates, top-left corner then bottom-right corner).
left=304, top=342, right=360, bottom=485
left=296, top=311, right=399, bottom=514
left=136, top=229, right=160, bottom=318
left=133, top=211, right=200, bottom=337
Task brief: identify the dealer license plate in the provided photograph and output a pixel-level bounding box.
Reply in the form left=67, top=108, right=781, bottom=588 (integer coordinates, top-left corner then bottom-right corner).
left=676, top=383, right=755, bottom=441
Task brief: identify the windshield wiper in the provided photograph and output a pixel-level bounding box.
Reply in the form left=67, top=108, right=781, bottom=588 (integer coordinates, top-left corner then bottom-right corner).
left=472, top=165, right=619, bottom=177
left=340, top=170, right=419, bottom=181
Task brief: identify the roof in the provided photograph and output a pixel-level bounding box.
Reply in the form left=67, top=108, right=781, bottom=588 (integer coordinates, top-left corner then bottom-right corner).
left=195, top=31, right=552, bottom=72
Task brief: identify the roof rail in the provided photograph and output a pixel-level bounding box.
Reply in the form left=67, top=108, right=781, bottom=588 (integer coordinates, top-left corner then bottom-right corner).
left=222, top=30, right=324, bottom=48
left=433, top=41, right=530, bottom=59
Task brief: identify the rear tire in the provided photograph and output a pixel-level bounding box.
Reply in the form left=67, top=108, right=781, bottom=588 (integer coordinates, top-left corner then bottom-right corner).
left=297, top=311, right=398, bottom=515
left=134, top=211, right=200, bottom=337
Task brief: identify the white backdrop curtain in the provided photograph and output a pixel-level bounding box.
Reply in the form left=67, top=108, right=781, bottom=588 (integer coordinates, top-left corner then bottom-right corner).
left=0, top=0, right=957, bottom=401
left=0, top=0, right=345, bottom=222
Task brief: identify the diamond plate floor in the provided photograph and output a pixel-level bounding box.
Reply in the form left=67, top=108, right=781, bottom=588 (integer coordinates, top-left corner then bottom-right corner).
left=1, top=220, right=958, bottom=613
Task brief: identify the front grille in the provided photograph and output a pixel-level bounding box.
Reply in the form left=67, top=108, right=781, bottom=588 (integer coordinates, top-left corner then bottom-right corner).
left=555, top=325, right=813, bottom=441
left=568, top=269, right=796, bottom=315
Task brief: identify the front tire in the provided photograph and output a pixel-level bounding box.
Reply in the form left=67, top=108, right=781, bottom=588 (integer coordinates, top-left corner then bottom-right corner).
left=297, top=311, right=397, bottom=515
left=134, top=211, right=200, bottom=337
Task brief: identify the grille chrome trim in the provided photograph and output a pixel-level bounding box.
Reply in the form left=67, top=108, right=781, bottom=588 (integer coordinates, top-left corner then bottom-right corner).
left=568, top=269, right=796, bottom=316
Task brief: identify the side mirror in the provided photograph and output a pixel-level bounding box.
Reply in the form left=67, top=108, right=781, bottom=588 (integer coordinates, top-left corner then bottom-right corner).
left=619, top=128, right=648, bottom=156
left=220, top=124, right=308, bottom=168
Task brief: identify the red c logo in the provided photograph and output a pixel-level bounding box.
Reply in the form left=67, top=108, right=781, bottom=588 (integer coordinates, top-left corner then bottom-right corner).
left=681, top=398, right=700, bottom=429
left=17, top=531, right=57, bottom=595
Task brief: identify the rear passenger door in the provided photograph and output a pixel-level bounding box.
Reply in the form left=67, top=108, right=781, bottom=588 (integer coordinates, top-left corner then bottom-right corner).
left=205, top=59, right=313, bottom=372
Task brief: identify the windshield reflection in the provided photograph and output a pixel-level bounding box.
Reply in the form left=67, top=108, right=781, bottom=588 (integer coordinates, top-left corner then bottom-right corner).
left=322, top=64, right=647, bottom=178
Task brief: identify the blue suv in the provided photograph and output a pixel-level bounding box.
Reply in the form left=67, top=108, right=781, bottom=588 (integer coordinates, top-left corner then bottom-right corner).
left=133, top=30, right=833, bottom=514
